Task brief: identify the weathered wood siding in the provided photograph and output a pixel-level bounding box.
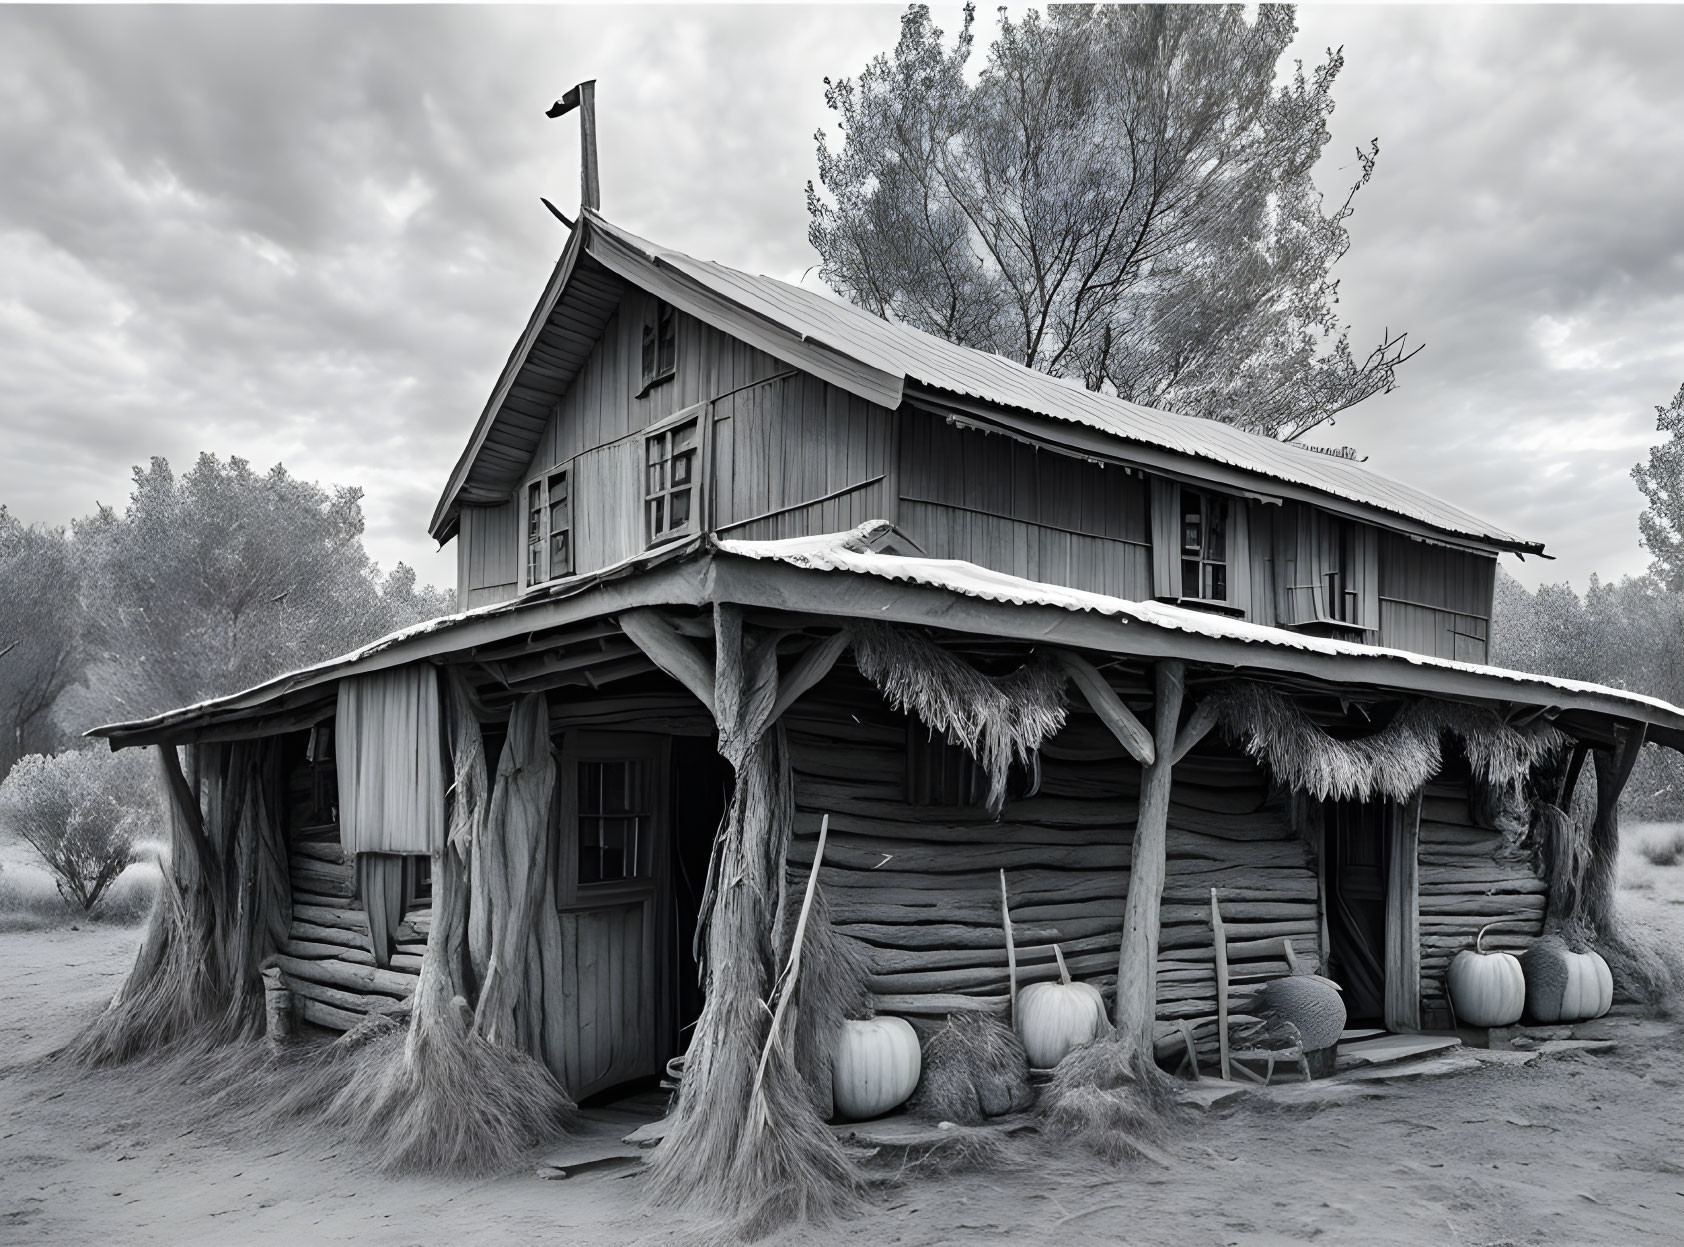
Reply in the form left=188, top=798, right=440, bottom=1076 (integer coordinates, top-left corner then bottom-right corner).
left=277, top=835, right=425, bottom=1032
left=783, top=667, right=1319, bottom=1051
left=897, top=414, right=1155, bottom=600
left=1377, top=532, right=1496, bottom=662
left=1415, top=764, right=1546, bottom=1021
left=457, top=501, right=519, bottom=609
left=711, top=372, right=894, bottom=541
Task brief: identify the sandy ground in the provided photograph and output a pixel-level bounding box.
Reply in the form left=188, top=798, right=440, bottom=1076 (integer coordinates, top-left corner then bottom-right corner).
left=4, top=835, right=1683, bottom=1247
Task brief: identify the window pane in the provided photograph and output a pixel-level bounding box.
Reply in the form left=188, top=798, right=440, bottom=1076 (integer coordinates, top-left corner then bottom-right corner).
left=646, top=462, right=665, bottom=494
left=1181, top=559, right=1198, bottom=596
left=648, top=496, right=665, bottom=536
left=528, top=482, right=543, bottom=541
left=657, top=305, right=676, bottom=374
left=550, top=531, right=568, bottom=572
left=548, top=471, right=567, bottom=502
left=641, top=323, right=656, bottom=381
left=670, top=488, right=691, bottom=529
left=1181, top=492, right=1201, bottom=554
left=647, top=433, right=666, bottom=465
left=672, top=451, right=693, bottom=487
left=528, top=545, right=543, bottom=583
left=1206, top=562, right=1227, bottom=602
left=1206, top=498, right=1227, bottom=562
left=672, top=420, right=698, bottom=451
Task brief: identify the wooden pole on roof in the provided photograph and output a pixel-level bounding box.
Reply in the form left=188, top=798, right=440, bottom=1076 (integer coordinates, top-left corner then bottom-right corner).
left=546, top=80, right=600, bottom=214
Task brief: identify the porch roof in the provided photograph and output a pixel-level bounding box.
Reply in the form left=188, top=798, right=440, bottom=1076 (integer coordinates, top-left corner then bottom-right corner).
left=88, top=524, right=1684, bottom=751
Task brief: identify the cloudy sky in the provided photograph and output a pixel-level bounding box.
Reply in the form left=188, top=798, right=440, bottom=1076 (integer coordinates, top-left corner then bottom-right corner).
left=2, top=3, right=1682, bottom=594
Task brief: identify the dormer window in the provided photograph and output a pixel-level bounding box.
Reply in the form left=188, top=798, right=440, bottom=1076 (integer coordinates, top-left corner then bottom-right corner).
left=640, top=297, right=677, bottom=391
left=1180, top=487, right=1229, bottom=602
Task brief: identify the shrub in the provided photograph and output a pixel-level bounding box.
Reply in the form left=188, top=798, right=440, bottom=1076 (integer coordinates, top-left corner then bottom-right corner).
left=1640, top=830, right=1684, bottom=868
left=0, top=747, right=160, bottom=912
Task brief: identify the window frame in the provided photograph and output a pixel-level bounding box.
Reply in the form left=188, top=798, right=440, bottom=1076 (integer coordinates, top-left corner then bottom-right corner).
left=519, top=464, right=574, bottom=591
left=643, top=407, right=705, bottom=548
left=639, top=295, right=678, bottom=394
left=554, top=732, right=667, bottom=910
left=1177, top=486, right=1232, bottom=608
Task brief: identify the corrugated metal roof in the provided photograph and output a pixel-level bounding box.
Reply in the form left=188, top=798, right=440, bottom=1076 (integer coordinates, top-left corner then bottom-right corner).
left=586, top=212, right=1539, bottom=553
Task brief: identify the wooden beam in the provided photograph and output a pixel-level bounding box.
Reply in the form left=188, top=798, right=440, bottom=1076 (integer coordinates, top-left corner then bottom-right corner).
left=1384, top=791, right=1423, bottom=1034
left=1055, top=650, right=1155, bottom=766
left=1114, top=660, right=1185, bottom=1054
left=617, top=609, right=716, bottom=716
left=1170, top=698, right=1220, bottom=766
left=766, top=629, right=852, bottom=725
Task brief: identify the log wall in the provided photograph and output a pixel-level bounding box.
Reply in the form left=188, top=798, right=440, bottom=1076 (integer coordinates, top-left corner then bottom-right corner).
left=278, top=833, right=427, bottom=1032
left=783, top=669, right=1321, bottom=1047
left=1415, top=769, right=1546, bottom=1021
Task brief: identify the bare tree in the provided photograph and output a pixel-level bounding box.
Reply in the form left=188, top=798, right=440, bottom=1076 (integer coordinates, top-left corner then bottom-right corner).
left=65, top=453, right=454, bottom=729
left=808, top=3, right=1417, bottom=442
left=0, top=509, right=83, bottom=778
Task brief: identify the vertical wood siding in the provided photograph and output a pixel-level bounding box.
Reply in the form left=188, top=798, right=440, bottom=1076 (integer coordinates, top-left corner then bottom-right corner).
left=711, top=372, right=895, bottom=540
left=898, top=414, right=1154, bottom=600
left=1378, top=533, right=1497, bottom=662
left=458, top=501, right=519, bottom=609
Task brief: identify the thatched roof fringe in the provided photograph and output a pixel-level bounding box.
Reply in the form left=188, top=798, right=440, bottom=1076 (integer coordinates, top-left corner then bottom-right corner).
left=1207, top=682, right=1569, bottom=805
left=851, top=622, right=1070, bottom=814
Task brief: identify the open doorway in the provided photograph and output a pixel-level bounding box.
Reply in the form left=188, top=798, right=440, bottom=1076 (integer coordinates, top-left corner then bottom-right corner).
left=667, top=736, right=731, bottom=1057
left=1323, top=798, right=1390, bottom=1024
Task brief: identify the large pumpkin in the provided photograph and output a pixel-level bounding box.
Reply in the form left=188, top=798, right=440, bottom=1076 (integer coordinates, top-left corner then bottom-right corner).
left=1250, top=973, right=1346, bottom=1052
left=1015, top=945, right=1108, bottom=1069
left=1448, top=924, right=1526, bottom=1027
left=1519, top=938, right=1613, bottom=1023
left=833, top=1016, right=921, bottom=1121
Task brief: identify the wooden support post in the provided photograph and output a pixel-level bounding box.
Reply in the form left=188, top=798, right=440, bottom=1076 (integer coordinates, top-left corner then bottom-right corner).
left=1170, top=698, right=1219, bottom=766
left=1114, top=659, right=1185, bottom=1057
left=1384, top=791, right=1422, bottom=1034
left=544, top=80, right=600, bottom=213
left=1210, top=888, right=1231, bottom=1081
left=619, top=608, right=717, bottom=715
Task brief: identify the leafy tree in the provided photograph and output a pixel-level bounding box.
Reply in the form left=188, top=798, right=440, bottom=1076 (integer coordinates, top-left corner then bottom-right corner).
left=0, top=509, right=84, bottom=778
left=0, top=747, right=158, bottom=913
left=807, top=3, right=1416, bottom=442
left=66, top=453, right=452, bottom=728
left=1631, top=381, right=1684, bottom=589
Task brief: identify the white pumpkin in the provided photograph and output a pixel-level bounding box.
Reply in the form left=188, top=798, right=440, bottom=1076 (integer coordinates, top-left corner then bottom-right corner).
left=832, top=1016, right=921, bottom=1121
left=1519, top=938, right=1614, bottom=1024
left=1448, top=924, right=1526, bottom=1028
left=1015, top=944, right=1108, bottom=1069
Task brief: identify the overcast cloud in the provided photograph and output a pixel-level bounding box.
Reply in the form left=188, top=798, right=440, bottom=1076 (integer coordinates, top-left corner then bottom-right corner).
left=2, top=4, right=1682, bottom=594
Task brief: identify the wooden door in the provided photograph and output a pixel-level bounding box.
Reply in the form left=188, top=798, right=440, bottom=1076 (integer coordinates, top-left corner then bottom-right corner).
left=554, top=733, right=670, bottom=1100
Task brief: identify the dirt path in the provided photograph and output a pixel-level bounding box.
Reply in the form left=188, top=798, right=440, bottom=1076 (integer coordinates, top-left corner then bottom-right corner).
left=3, top=917, right=1681, bottom=1246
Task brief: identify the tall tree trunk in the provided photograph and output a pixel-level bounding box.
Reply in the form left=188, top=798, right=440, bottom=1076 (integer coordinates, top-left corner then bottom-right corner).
left=1113, top=660, right=1185, bottom=1057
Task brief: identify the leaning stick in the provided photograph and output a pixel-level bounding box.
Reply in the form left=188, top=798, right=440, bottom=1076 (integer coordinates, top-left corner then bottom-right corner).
left=747, top=813, right=830, bottom=1136
left=1000, top=869, right=1018, bottom=1028
left=1211, top=888, right=1231, bottom=1082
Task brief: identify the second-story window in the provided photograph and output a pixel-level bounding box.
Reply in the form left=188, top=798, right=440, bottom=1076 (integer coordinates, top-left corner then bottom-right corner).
left=1180, top=488, right=1229, bottom=602
left=524, top=468, right=573, bottom=587
left=641, top=297, right=677, bottom=391
left=526, top=480, right=545, bottom=586
left=645, top=416, right=700, bottom=545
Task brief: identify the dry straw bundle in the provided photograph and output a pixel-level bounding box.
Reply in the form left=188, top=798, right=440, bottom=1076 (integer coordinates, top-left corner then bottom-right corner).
left=852, top=623, right=1069, bottom=814
left=1205, top=682, right=1567, bottom=804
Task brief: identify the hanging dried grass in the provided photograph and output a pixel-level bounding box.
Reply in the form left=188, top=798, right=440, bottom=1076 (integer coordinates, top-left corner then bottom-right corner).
left=644, top=727, right=862, bottom=1239
left=851, top=623, right=1069, bottom=814
left=1204, top=682, right=1567, bottom=804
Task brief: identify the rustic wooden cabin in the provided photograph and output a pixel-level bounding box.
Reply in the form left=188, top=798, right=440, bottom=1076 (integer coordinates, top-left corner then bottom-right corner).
left=82, top=197, right=1684, bottom=1211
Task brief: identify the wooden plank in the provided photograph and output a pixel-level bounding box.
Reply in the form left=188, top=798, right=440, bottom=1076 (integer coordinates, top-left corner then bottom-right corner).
left=1384, top=792, right=1423, bottom=1033
left=1211, top=889, right=1230, bottom=1081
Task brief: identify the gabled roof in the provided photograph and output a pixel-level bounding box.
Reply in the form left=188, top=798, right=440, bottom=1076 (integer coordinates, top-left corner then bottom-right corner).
left=431, top=211, right=1542, bottom=555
